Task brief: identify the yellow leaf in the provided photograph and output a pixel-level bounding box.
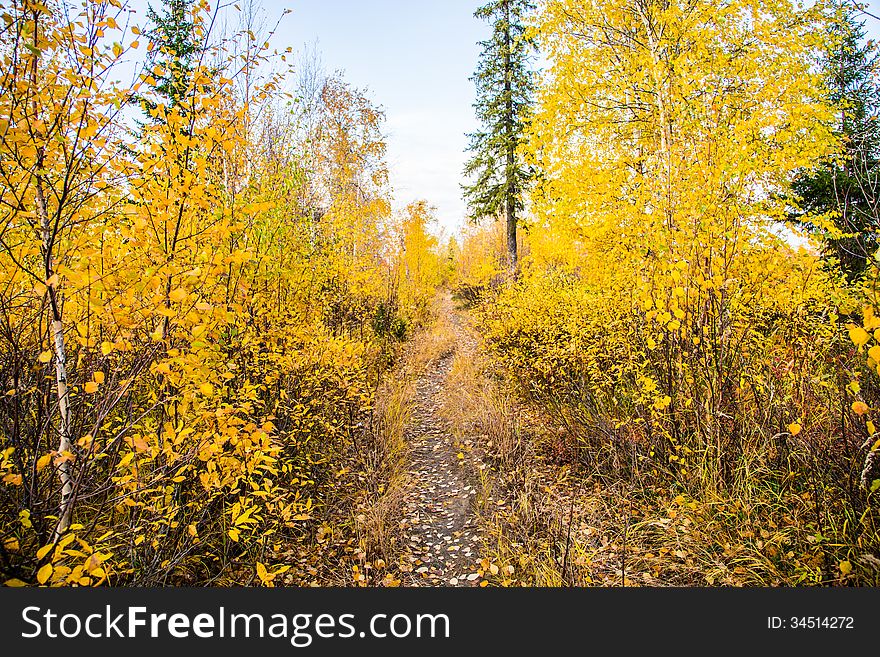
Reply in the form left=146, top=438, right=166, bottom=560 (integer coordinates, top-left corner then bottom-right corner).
left=852, top=401, right=870, bottom=416
left=227, top=528, right=240, bottom=542
left=101, top=341, right=114, bottom=356
left=848, top=325, right=870, bottom=347
left=839, top=560, right=852, bottom=575
left=199, top=383, right=214, bottom=396
left=54, top=451, right=74, bottom=466
left=84, top=555, right=101, bottom=572
left=38, top=350, right=52, bottom=363
left=169, top=288, right=188, bottom=303
left=36, top=453, right=53, bottom=471
left=4, top=578, right=28, bottom=587
left=84, top=381, right=98, bottom=394
left=93, top=371, right=105, bottom=384
left=37, top=563, right=53, bottom=585
left=233, top=507, right=253, bottom=526
left=787, top=423, right=801, bottom=436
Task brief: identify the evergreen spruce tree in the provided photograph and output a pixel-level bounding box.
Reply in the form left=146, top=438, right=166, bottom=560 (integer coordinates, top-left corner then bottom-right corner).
left=791, top=1, right=880, bottom=279
left=463, top=0, right=536, bottom=275
left=143, top=0, right=200, bottom=115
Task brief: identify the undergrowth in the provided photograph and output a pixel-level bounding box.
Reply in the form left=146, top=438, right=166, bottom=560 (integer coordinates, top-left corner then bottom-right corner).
left=441, top=292, right=880, bottom=587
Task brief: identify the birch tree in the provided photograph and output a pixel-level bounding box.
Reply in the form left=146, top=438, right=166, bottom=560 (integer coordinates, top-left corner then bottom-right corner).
left=0, top=0, right=134, bottom=542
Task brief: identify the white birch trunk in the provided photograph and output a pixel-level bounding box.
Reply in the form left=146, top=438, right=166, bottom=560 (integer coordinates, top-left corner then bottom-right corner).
left=36, top=181, right=75, bottom=543
left=50, top=318, right=74, bottom=542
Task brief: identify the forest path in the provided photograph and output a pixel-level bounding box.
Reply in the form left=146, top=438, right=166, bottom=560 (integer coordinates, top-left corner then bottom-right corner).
left=398, top=293, right=484, bottom=586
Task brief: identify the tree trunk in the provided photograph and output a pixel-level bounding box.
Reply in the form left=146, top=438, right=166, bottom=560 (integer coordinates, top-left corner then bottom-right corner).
left=504, top=0, right=517, bottom=277
left=31, top=13, right=74, bottom=543
left=506, top=191, right=516, bottom=276
left=49, top=318, right=74, bottom=542
left=37, top=181, right=75, bottom=543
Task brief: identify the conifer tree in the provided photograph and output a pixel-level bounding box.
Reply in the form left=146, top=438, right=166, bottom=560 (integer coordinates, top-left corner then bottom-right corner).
left=463, top=0, right=535, bottom=275
left=143, top=0, right=200, bottom=113
left=791, top=1, right=880, bottom=279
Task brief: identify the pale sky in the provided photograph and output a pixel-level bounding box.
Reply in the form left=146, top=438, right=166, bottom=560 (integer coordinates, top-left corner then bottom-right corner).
left=120, top=0, right=486, bottom=236
left=121, top=0, right=880, bottom=238
left=271, top=0, right=486, bottom=236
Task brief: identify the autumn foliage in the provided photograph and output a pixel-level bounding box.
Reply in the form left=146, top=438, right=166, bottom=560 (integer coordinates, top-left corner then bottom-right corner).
left=467, top=0, right=880, bottom=585
left=0, top=0, right=444, bottom=586
left=4, top=0, right=880, bottom=589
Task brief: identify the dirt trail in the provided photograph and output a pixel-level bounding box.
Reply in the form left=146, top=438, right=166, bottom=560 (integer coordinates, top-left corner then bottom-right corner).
left=399, top=295, right=483, bottom=586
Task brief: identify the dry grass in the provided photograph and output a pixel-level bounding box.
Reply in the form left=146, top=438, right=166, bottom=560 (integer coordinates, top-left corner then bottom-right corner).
left=437, top=334, right=573, bottom=585
left=351, top=375, right=413, bottom=575
left=463, top=399, right=874, bottom=586
left=408, top=300, right=458, bottom=372
left=432, top=311, right=854, bottom=587
left=346, top=299, right=461, bottom=585
left=443, top=349, right=529, bottom=473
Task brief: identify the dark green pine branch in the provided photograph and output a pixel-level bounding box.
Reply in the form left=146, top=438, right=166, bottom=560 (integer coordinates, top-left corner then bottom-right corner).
left=463, top=0, right=537, bottom=275
left=790, top=0, right=880, bottom=280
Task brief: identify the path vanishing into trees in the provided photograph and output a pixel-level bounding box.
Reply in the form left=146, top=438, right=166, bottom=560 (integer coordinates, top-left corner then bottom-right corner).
left=398, top=295, right=487, bottom=586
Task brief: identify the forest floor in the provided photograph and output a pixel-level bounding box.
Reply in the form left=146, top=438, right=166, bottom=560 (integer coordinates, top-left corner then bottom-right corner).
left=392, top=292, right=639, bottom=588
left=302, top=291, right=760, bottom=587
left=342, top=290, right=861, bottom=588
left=397, top=294, right=488, bottom=586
